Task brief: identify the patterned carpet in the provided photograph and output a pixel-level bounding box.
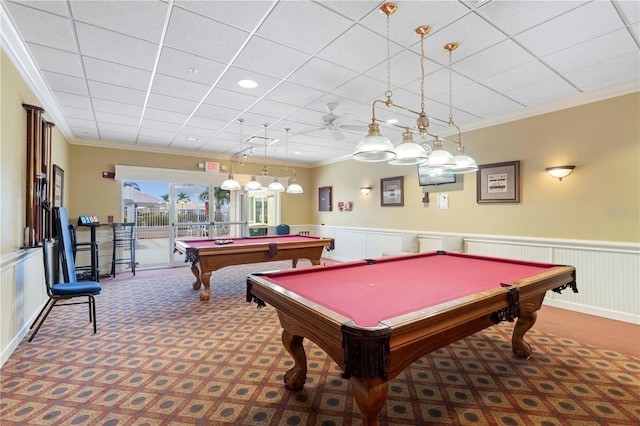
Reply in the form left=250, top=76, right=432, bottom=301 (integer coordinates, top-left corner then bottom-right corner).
left=1, top=260, right=639, bottom=425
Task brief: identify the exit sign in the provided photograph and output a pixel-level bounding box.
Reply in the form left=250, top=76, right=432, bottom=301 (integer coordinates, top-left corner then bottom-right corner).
left=205, top=162, right=220, bottom=173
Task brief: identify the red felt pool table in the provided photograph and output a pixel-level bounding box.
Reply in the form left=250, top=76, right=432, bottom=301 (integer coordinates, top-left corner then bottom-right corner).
left=174, top=235, right=334, bottom=301
left=246, top=251, right=577, bottom=425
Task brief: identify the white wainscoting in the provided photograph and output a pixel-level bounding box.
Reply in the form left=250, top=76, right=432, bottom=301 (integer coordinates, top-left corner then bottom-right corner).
left=298, top=225, right=640, bottom=325
left=1, top=247, right=46, bottom=367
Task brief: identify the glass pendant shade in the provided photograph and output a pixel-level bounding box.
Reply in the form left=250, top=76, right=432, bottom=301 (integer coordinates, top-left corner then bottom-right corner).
left=267, top=177, right=285, bottom=192
left=353, top=123, right=396, bottom=162
left=286, top=179, right=303, bottom=194
left=388, top=129, right=430, bottom=165
left=448, top=146, right=478, bottom=174
left=424, top=138, right=455, bottom=168
left=244, top=175, right=263, bottom=191
left=220, top=173, right=241, bottom=190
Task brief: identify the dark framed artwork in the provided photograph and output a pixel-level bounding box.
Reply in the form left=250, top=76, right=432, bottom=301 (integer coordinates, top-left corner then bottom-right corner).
left=381, top=176, right=404, bottom=207
left=319, top=186, right=332, bottom=211
left=476, top=160, right=520, bottom=203
left=53, top=164, right=64, bottom=208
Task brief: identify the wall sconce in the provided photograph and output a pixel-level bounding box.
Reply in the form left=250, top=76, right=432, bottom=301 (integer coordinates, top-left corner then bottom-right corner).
left=546, top=166, right=575, bottom=181
left=360, top=187, right=372, bottom=195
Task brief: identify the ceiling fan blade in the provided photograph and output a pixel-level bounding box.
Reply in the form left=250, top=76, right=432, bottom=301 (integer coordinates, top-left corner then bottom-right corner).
left=339, top=124, right=368, bottom=131
left=330, top=128, right=345, bottom=140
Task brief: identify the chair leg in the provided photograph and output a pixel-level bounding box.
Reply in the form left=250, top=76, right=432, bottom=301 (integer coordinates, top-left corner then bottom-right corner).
left=28, top=299, right=58, bottom=342
left=90, top=295, right=97, bottom=334
left=131, top=240, right=135, bottom=276
left=30, top=298, right=54, bottom=330
left=111, top=243, right=117, bottom=277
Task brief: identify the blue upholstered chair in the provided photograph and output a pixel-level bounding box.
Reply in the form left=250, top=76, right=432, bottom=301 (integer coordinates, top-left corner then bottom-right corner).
left=28, top=207, right=102, bottom=342
left=276, top=224, right=290, bottom=235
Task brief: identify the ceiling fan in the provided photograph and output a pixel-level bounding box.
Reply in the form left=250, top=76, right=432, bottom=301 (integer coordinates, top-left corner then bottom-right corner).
left=299, top=103, right=367, bottom=140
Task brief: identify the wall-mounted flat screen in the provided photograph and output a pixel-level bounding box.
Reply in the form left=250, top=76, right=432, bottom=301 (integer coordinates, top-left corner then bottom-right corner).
left=417, top=163, right=457, bottom=186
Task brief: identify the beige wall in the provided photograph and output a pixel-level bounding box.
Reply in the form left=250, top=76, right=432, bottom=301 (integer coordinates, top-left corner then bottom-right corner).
left=1, top=49, right=70, bottom=255
left=311, top=93, right=640, bottom=242
left=68, top=145, right=313, bottom=225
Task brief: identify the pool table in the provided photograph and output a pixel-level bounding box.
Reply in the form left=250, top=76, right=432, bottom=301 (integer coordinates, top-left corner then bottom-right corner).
left=246, top=251, right=577, bottom=425
left=175, top=235, right=334, bottom=301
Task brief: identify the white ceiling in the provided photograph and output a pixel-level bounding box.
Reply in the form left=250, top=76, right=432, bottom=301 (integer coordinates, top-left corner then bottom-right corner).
left=2, top=0, right=639, bottom=167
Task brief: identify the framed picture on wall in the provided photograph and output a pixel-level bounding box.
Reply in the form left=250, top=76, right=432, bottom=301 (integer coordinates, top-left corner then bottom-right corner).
left=53, top=164, right=64, bottom=208
left=319, top=186, right=332, bottom=211
left=381, top=176, right=404, bottom=207
left=476, top=161, right=520, bottom=203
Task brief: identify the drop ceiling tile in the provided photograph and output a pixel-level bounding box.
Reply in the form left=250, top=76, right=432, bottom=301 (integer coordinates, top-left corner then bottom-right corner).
left=41, top=71, right=88, bottom=96
left=256, top=1, right=354, bottom=55
left=247, top=99, right=301, bottom=121
left=67, top=117, right=97, bottom=130
left=186, top=116, right=229, bottom=132
left=73, top=128, right=99, bottom=139
left=358, top=1, right=472, bottom=47
left=193, top=103, right=242, bottom=123
left=203, top=87, right=259, bottom=111
left=288, top=57, right=358, bottom=93
left=141, top=118, right=183, bottom=133
left=88, top=81, right=147, bottom=105
left=6, top=0, right=68, bottom=16
left=481, top=61, right=558, bottom=93
left=60, top=105, right=95, bottom=121
left=156, top=47, right=227, bottom=85
left=505, top=76, right=578, bottom=107
left=178, top=126, right=218, bottom=139
left=564, top=50, right=640, bottom=92
left=164, top=7, right=249, bottom=63
left=317, top=25, right=397, bottom=73
left=100, top=131, right=138, bottom=144
left=543, top=28, right=638, bottom=75
left=617, top=0, right=640, bottom=24
left=146, top=93, right=198, bottom=114
left=264, top=82, right=325, bottom=109
left=449, top=84, right=522, bottom=117
left=93, top=99, right=143, bottom=117
left=150, top=74, right=211, bottom=102
left=53, top=91, right=92, bottom=109
left=75, top=22, right=159, bottom=70
left=5, top=3, right=76, bottom=51
left=421, top=13, right=508, bottom=64
left=97, top=121, right=138, bottom=135
left=94, top=111, right=139, bottom=127
left=174, top=0, right=274, bottom=32
left=83, top=57, right=151, bottom=91
left=69, top=0, right=169, bottom=42
left=137, top=128, right=176, bottom=142
left=143, top=108, right=189, bottom=125
left=26, top=43, right=84, bottom=77
left=215, top=67, right=282, bottom=98
left=365, top=49, right=432, bottom=89
left=232, top=36, right=311, bottom=79
left=137, top=136, right=174, bottom=146
left=453, top=39, right=537, bottom=81
left=479, top=0, right=584, bottom=35
left=515, top=1, right=626, bottom=57
left=318, top=1, right=378, bottom=21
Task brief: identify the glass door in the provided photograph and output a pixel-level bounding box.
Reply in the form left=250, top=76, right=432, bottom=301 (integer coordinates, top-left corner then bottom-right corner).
left=170, top=183, right=213, bottom=266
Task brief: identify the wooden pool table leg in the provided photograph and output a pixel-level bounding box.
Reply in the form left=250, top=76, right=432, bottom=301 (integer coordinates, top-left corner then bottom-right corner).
left=281, top=329, right=307, bottom=391
left=512, top=301, right=538, bottom=358
left=292, top=259, right=299, bottom=268
left=199, top=271, right=211, bottom=301
left=190, top=262, right=201, bottom=290
left=350, top=378, right=389, bottom=426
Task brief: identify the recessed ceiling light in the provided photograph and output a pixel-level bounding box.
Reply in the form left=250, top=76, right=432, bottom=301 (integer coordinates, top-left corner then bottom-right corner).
left=238, top=79, right=258, bottom=89
left=186, top=137, right=198, bottom=141
left=385, top=118, right=398, bottom=124
left=294, top=151, right=302, bottom=155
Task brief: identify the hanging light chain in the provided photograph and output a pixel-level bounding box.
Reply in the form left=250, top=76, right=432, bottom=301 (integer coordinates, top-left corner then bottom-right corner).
left=444, top=42, right=458, bottom=126
left=381, top=2, right=396, bottom=105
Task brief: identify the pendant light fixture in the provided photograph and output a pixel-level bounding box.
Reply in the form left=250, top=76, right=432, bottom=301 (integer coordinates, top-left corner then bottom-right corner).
left=221, top=118, right=244, bottom=191
left=283, top=128, right=303, bottom=194
left=443, top=42, right=478, bottom=174
left=353, top=3, right=476, bottom=170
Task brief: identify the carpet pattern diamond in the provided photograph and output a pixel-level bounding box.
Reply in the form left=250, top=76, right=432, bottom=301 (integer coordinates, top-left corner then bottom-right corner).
left=1, top=260, right=639, bottom=425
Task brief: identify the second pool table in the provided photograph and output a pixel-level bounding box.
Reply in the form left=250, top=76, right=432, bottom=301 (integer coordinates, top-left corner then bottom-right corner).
left=175, top=235, right=334, bottom=301
left=246, top=251, right=577, bottom=425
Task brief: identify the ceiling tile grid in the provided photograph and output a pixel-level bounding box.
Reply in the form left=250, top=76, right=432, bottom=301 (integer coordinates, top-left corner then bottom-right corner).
left=2, top=0, right=638, bottom=166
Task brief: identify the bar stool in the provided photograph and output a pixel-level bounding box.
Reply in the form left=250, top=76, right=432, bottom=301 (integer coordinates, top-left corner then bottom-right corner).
left=68, top=224, right=99, bottom=281
left=111, top=223, right=136, bottom=277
